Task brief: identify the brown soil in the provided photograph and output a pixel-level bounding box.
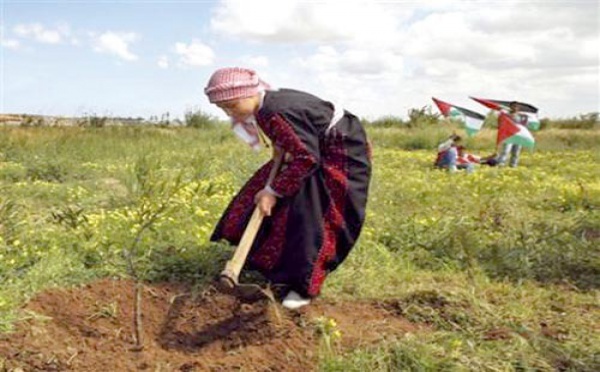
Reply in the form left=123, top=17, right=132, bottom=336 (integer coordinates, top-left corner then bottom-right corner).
left=0, top=279, right=421, bottom=371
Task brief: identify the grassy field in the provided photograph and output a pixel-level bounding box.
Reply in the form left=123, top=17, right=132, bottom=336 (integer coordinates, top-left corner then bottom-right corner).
left=1, top=125, right=599, bottom=370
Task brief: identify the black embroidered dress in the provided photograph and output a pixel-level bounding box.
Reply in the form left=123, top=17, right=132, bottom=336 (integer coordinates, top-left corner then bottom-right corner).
left=211, top=89, right=371, bottom=298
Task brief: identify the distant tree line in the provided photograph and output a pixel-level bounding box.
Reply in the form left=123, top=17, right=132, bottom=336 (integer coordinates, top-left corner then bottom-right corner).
left=363, top=106, right=599, bottom=130
left=3, top=107, right=598, bottom=129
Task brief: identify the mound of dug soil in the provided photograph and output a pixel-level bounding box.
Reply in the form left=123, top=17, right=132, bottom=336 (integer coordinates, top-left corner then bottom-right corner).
left=0, top=279, right=419, bottom=371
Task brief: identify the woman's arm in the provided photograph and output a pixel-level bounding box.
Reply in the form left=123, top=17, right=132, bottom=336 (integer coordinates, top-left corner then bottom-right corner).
left=260, top=114, right=319, bottom=198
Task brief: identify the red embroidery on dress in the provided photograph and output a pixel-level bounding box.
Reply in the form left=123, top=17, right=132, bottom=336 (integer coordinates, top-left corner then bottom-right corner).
left=250, top=204, right=289, bottom=270
left=308, top=130, right=348, bottom=296
left=258, top=114, right=317, bottom=197
left=309, top=222, right=336, bottom=296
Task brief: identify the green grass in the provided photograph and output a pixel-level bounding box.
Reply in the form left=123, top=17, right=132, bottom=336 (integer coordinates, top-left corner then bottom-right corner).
left=0, top=125, right=598, bottom=370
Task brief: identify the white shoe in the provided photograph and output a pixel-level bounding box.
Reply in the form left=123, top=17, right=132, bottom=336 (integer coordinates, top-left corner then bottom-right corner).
left=282, top=291, right=311, bottom=310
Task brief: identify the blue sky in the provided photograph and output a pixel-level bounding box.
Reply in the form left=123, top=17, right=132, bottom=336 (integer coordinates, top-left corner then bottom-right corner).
left=1, top=0, right=598, bottom=120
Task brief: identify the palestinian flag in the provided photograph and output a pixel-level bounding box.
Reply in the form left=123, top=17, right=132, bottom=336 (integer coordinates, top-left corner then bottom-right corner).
left=470, top=97, right=541, bottom=131
left=521, top=112, right=541, bottom=131
left=497, top=112, right=535, bottom=148
left=470, top=97, right=538, bottom=113
left=432, top=97, right=486, bottom=136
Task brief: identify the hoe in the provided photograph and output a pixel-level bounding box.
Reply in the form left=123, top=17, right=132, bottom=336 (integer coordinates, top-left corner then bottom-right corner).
left=216, top=152, right=283, bottom=301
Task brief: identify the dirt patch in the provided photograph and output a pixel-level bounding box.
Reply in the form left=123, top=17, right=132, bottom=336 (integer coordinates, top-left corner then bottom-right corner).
left=0, top=279, right=420, bottom=371
left=582, top=228, right=600, bottom=241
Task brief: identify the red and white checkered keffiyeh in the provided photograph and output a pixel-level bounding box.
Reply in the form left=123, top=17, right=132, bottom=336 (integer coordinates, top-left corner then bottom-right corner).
left=205, top=67, right=270, bottom=150
left=204, top=67, right=269, bottom=103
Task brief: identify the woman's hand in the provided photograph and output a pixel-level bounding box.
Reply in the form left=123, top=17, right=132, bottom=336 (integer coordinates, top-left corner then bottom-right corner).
left=255, top=189, right=277, bottom=216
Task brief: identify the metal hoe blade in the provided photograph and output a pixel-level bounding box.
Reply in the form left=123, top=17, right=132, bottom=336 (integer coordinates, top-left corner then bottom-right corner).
left=216, top=274, right=268, bottom=302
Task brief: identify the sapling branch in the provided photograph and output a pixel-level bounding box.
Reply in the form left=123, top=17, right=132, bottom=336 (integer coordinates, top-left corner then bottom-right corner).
left=121, top=162, right=185, bottom=351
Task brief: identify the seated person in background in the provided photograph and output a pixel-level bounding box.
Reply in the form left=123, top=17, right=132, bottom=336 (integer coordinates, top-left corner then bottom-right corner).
left=457, top=145, right=480, bottom=163
left=456, top=146, right=479, bottom=173
left=434, top=134, right=475, bottom=173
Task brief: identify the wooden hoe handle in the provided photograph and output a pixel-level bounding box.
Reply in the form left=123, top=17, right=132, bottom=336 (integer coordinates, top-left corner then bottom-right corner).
left=220, top=150, right=284, bottom=284
left=220, top=206, right=264, bottom=283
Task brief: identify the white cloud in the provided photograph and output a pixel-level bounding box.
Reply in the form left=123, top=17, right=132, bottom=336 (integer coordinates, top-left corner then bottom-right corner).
left=210, top=0, right=403, bottom=45
left=401, top=13, right=539, bottom=70
left=400, top=7, right=598, bottom=70
left=469, top=2, right=598, bottom=37
left=286, top=46, right=405, bottom=118
left=299, top=46, right=403, bottom=76
left=158, top=55, right=169, bottom=69
left=5, top=1, right=596, bottom=119
left=208, top=0, right=597, bottom=118
left=243, top=55, right=270, bottom=68
left=92, top=31, right=139, bottom=61
left=13, top=23, right=70, bottom=44
left=174, top=39, right=214, bottom=67
left=1, top=38, right=20, bottom=49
